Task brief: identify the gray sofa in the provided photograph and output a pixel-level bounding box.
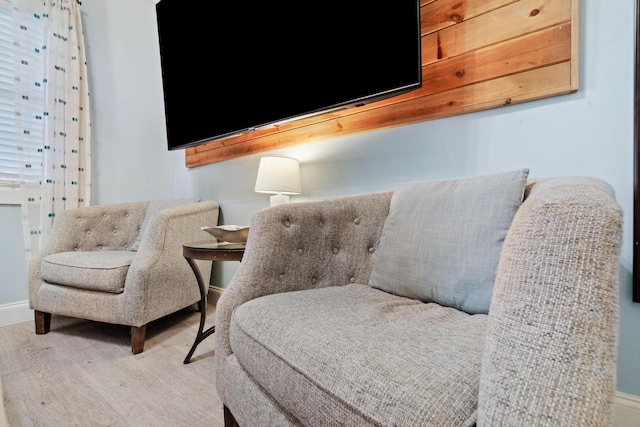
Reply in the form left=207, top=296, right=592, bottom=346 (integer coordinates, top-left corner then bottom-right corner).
left=214, top=171, right=622, bottom=426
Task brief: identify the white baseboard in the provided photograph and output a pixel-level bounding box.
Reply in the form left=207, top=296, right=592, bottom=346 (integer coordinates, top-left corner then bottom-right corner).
left=207, top=285, right=224, bottom=306
left=0, top=300, right=32, bottom=328
left=615, top=391, right=640, bottom=427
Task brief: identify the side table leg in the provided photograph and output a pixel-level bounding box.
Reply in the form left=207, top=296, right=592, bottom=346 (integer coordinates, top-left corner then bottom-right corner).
left=183, top=256, right=215, bottom=364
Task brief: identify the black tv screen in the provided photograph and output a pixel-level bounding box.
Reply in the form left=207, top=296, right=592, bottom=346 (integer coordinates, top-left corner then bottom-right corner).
left=156, top=1, right=422, bottom=151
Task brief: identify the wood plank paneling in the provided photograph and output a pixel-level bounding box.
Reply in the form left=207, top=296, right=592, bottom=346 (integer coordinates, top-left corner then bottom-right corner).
left=421, top=25, right=571, bottom=96
left=424, top=0, right=571, bottom=63
left=185, top=0, right=578, bottom=167
left=420, top=0, right=519, bottom=35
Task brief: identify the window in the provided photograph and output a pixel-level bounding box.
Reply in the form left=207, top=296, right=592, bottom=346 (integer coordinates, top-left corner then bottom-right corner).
left=0, top=1, right=44, bottom=201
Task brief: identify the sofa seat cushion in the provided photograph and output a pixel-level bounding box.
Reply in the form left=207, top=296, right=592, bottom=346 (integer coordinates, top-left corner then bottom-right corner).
left=230, top=283, right=487, bottom=427
left=41, top=251, right=135, bottom=294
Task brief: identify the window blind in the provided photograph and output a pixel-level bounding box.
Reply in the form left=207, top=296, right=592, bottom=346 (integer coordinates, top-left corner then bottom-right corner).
left=0, top=3, right=44, bottom=189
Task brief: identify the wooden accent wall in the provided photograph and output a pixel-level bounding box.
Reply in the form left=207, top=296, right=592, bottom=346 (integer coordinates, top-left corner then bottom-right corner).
left=186, top=0, right=578, bottom=167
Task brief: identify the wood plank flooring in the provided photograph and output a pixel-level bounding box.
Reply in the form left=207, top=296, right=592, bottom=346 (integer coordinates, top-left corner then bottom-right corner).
left=0, top=304, right=223, bottom=427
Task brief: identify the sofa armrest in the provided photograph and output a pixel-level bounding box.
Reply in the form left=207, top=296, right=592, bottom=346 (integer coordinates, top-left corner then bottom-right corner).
left=478, top=177, right=623, bottom=426
left=125, top=200, right=220, bottom=323
left=214, top=192, right=392, bottom=358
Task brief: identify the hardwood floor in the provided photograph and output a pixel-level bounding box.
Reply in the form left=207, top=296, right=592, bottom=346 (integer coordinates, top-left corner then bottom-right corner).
left=0, top=304, right=224, bottom=427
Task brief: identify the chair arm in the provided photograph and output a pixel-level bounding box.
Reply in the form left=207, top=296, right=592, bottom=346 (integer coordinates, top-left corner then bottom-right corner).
left=478, top=178, right=623, bottom=426
left=214, top=191, right=392, bottom=359
left=125, top=200, right=220, bottom=323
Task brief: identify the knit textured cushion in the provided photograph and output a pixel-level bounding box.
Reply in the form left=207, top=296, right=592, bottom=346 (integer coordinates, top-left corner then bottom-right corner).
left=369, top=169, right=529, bottom=314
left=230, top=284, right=487, bottom=427
left=41, top=251, right=136, bottom=293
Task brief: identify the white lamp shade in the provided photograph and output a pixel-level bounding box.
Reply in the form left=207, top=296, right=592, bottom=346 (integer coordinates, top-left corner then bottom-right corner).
left=255, top=156, right=302, bottom=195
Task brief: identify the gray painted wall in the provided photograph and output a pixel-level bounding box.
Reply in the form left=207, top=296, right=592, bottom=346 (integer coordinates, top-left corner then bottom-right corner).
left=1, top=0, right=638, bottom=396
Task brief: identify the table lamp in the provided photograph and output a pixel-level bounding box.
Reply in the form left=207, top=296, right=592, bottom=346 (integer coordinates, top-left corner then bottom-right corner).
left=255, top=156, right=302, bottom=207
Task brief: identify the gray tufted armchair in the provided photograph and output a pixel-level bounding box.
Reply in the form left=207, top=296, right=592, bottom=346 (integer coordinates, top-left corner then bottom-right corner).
left=29, top=200, right=219, bottom=354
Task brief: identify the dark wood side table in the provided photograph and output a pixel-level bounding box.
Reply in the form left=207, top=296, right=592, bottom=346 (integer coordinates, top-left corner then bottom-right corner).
left=182, top=241, right=245, bottom=364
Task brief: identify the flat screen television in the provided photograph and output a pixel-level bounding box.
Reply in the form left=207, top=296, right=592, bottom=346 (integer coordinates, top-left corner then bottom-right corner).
left=155, top=1, right=422, bottom=151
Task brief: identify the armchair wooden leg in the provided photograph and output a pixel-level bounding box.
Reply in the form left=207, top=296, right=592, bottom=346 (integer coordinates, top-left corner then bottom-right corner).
left=131, top=325, right=147, bottom=354
left=34, top=310, right=51, bottom=334
left=224, top=405, right=239, bottom=427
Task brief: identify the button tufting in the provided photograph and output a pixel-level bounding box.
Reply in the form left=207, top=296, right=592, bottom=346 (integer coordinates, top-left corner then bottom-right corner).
left=297, top=248, right=303, bottom=255
left=354, top=218, right=360, bottom=225
left=113, top=229, right=117, bottom=233
left=311, top=277, right=317, bottom=284
left=349, top=277, right=356, bottom=283
left=279, top=274, right=285, bottom=281
left=332, top=248, right=338, bottom=254
left=284, top=220, right=291, bottom=227
left=318, top=221, right=324, bottom=228
left=368, top=247, right=375, bottom=253
left=73, top=247, right=78, bottom=251
left=86, top=230, right=90, bottom=234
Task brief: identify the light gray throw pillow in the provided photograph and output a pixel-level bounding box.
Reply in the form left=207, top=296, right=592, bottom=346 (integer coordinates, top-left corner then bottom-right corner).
left=129, top=198, right=200, bottom=251
left=368, top=169, right=529, bottom=314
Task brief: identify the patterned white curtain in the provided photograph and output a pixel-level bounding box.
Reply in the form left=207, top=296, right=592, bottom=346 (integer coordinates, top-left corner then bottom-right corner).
left=18, top=0, right=91, bottom=261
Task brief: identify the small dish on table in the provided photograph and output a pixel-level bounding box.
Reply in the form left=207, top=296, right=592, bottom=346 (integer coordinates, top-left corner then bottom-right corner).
left=201, top=225, right=250, bottom=243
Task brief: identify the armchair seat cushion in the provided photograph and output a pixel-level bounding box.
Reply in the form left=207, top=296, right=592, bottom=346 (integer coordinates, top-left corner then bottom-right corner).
left=41, top=251, right=136, bottom=294
left=229, top=283, right=487, bottom=426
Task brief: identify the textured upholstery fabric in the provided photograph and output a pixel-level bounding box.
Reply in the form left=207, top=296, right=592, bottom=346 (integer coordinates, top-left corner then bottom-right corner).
left=231, top=284, right=486, bottom=427
left=214, top=177, right=622, bottom=427
left=215, top=192, right=392, bottom=362
left=221, top=354, right=302, bottom=427
left=369, top=169, right=529, bottom=314
left=129, top=198, right=200, bottom=251
left=39, top=201, right=149, bottom=253
left=29, top=200, right=219, bottom=328
left=41, top=250, right=135, bottom=293
left=215, top=192, right=392, bottom=424
left=477, top=178, right=623, bottom=427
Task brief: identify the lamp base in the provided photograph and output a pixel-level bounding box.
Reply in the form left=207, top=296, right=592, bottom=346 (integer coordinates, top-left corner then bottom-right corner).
left=270, top=194, right=290, bottom=207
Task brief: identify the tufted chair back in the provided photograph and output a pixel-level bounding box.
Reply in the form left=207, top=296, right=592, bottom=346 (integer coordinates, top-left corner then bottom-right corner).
left=41, top=202, right=149, bottom=254
left=246, top=192, right=391, bottom=294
